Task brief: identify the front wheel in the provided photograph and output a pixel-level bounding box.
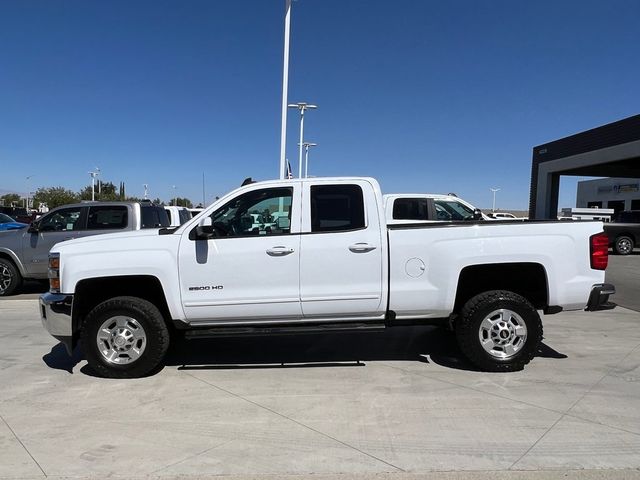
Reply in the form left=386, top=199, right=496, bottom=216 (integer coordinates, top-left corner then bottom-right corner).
left=456, top=290, right=542, bottom=372
left=0, top=258, right=22, bottom=296
left=81, top=296, right=170, bottom=378
left=614, top=235, right=634, bottom=255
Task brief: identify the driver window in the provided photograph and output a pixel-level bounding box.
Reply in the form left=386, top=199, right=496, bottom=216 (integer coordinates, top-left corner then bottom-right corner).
left=434, top=200, right=473, bottom=221
left=38, top=207, right=83, bottom=232
left=208, top=187, right=293, bottom=238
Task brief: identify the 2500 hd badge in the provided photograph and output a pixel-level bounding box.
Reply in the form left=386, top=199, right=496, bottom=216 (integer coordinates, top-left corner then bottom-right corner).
left=188, top=285, right=224, bottom=291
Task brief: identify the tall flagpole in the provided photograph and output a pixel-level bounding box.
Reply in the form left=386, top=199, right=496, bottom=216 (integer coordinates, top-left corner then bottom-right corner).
left=279, top=0, right=292, bottom=180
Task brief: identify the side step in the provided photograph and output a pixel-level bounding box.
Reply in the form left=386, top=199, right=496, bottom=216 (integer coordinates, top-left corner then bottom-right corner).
left=184, top=322, right=386, bottom=339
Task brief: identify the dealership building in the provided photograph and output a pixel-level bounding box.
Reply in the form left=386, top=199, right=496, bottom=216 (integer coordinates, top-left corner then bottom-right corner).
left=529, top=114, right=640, bottom=219
left=576, top=177, right=640, bottom=213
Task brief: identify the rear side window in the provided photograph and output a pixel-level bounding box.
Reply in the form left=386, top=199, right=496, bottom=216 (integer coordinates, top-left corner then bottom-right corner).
left=311, top=184, right=365, bottom=232
left=87, top=206, right=128, bottom=230
left=393, top=198, right=428, bottom=220
left=141, top=207, right=170, bottom=228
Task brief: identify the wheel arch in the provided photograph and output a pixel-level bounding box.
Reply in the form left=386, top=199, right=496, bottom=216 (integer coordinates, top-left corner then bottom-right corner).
left=615, top=232, right=636, bottom=243
left=454, top=262, right=548, bottom=313
left=0, top=249, right=27, bottom=276
left=73, top=275, right=173, bottom=334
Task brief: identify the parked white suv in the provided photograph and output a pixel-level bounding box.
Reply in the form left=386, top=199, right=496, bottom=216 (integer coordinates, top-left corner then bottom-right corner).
left=384, top=193, right=488, bottom=224
left=164, top=206, right=192, bottom=227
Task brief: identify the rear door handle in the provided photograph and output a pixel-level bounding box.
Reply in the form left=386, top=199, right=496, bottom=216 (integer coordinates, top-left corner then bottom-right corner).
left=349, top=243, right=377, bottom=253
left=266, top=246, right=295, bottom=256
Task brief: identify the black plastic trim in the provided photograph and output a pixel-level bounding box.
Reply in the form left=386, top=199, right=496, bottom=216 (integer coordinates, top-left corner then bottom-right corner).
left=586, top=283, right=617, bottom=311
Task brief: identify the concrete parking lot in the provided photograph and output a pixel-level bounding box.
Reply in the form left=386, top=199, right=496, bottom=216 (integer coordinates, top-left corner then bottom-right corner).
left=1, top=255, right=639, bottom=479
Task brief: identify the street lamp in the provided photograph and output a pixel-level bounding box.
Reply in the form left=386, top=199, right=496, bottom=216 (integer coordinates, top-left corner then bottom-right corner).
left=88, top=169, right=101, bottom=201
left=172, top=185, right=177, bottom=206
left=490, top=187, right=500, bottom=212
left=279, top=0, right=293, bottom=180
left=25, top=175, right=35, bottom=210
left=299, top=142, right=318, bottom=178
left=288, top=102, right=317, bottom=178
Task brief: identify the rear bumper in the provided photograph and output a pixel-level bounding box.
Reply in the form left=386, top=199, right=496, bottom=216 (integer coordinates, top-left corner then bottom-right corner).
left=39, top=292, right=75, bottom=354
left=585, top=283, right=616, bottom=311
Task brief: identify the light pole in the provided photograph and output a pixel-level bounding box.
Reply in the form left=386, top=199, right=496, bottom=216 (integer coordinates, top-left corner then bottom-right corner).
left=279, top=0, right=292, bottom=180
left=300, top=142, right=317, bottom=178
left=288, top=102, right=317, bottom=178
left=25, top=175, right=35, bottom=210
left=88, top=169, right=100, bottom=201
left=490, top=188, right=500, bottom=212
left=172, top=185, right=177, bottom=206
left=94, top=167, right=101, bottom=195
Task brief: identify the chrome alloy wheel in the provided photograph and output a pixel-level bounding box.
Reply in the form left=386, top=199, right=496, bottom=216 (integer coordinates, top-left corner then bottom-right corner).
left=0, top=264, right=12, bottom=294
left=478, top=309, right=528, bottom=359
left=96, top=316, right=147, bottom=365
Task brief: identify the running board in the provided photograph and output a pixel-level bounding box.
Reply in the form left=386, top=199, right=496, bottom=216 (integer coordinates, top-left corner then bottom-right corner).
left=184, top=322, right=387, bottom=339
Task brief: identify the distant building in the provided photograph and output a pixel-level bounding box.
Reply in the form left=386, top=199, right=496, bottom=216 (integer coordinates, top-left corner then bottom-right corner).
left=576, top=177, right=640, bottom=214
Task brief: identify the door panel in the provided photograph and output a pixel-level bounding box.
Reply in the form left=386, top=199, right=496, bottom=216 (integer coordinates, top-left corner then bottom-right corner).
left=179, top=185, right=302, bottom=322
left=300, top=182, right=384, bottom=318
left=22, top=207, right=85, bottom=276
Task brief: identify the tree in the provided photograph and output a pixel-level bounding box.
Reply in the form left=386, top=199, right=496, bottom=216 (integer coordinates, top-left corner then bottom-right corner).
left=0, top=193, right=21, bottom=207
left=32, top=187, right=79, bottom=209
left=173, top=197, right=193, bottom=208
left=79, top=181, right=119, bottom=201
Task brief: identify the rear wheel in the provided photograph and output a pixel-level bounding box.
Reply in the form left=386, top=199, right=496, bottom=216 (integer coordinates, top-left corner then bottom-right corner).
left=81, top=296, right=170, bottom=378
left=0, top=258, right=22, bottom=296
left=614, top=235, right=634, bottom=255
left=456, top=290, right=542, bottom=372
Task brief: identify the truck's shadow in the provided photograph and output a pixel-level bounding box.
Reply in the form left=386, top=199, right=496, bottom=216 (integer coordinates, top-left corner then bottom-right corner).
left=44, top=326, right=566, bottom=376
left=168, top=326, right=468, bottom=371
left=166, top=326, right=566, bottom=373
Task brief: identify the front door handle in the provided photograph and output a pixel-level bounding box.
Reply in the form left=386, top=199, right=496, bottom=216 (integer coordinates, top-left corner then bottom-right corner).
left=349, top=243, right=377, bottom=253
left=266, top=246, right=295, bottom=256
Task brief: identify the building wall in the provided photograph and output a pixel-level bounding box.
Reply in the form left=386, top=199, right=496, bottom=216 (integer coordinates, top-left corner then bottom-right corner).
left=576, top=177, right=640, bottom=212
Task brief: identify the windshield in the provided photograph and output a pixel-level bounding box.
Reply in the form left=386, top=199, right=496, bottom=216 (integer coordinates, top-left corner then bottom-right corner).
left=0, top=213, right=17, bottom=223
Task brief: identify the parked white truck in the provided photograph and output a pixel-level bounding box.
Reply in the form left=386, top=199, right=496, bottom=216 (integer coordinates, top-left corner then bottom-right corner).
left=40, top=177, right=615, bottom=378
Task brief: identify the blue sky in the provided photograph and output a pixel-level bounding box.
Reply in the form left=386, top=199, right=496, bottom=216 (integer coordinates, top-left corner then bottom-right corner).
left=1, top=0, right=638, bottom=209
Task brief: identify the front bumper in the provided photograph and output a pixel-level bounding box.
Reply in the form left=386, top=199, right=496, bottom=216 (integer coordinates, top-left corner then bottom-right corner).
left=585, top=283, right=616, bottom=311
left=40, top=292, right=75, bottom=354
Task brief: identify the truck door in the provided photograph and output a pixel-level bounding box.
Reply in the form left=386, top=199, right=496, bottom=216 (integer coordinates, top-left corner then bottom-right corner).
left=300, top=181, right=385, bottom=318
left=178, top=185, right=302, bottom=321
left=21, top=206, right=86, bottom=277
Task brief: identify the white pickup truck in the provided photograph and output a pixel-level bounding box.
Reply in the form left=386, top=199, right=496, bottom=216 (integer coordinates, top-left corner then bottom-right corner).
left=40, top=177, right=615, bottom=378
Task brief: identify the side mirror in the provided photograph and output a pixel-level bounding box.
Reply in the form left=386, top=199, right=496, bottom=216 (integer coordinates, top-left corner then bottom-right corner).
left=473, top=209, right=483, bottom=221
left=195, top=217, right=215, bottom=239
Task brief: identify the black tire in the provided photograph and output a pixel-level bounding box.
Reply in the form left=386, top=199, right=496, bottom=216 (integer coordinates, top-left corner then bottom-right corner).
left=0, top=258, right=22, bottom=296
left=81, top=296, right=170, bottom=378
left=455, top=290, right=542, bottom=372
left=614, top=235, right=634, bottom=255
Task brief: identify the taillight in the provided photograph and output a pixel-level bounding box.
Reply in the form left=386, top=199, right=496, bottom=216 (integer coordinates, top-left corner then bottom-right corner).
left=590, top=232, right=609, bottom=270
